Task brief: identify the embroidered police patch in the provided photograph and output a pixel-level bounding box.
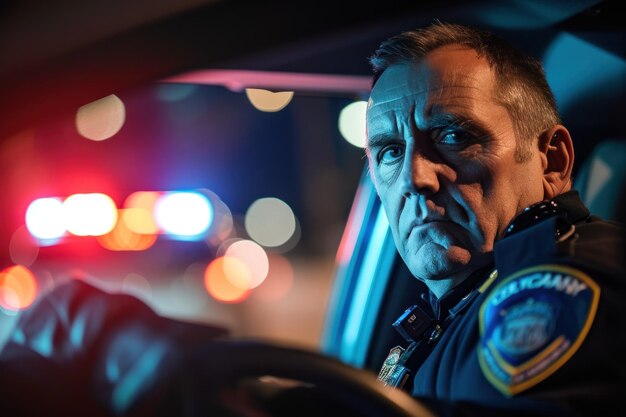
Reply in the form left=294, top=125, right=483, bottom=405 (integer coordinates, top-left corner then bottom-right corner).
left=477, top=265, right=600, bottom=396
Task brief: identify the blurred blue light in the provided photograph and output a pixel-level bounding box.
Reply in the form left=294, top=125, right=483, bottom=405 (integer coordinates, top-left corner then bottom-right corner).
left=154, top=192, right=213, bottom=240
left=341, top=207, right=390, bottom=359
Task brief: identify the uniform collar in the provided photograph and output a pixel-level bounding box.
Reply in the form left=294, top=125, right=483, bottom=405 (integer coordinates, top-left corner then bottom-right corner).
left=428, top=263, right=493, bottom=320
left=551, top=190, right=590, bottom=224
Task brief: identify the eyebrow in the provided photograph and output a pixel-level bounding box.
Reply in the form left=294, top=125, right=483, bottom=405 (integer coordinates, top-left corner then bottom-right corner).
left=427, top=113, right=467, bottom=128
left=428, top=113, right=489, bottom=136
left=367, top=114, right=479, bottom=145
left=366, top=109, right=491, bottom=151
left=366, top=133, right=402, bottom=149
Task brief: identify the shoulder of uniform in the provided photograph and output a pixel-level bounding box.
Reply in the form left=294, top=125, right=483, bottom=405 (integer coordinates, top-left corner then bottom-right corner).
left=477, top=264, right=600, bottom=397
left=558, top=217, right=626, bottom=276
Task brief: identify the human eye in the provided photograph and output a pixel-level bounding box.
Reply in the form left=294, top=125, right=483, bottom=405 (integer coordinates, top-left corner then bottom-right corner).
left=429, top=115, right=486, bottom=149
left=378, top=143, right=404, bottom=164
left=433, top=128, right=473, bottom=147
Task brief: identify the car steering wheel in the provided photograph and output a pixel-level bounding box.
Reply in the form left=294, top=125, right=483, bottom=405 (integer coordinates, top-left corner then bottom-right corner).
left=1, top=280, right=436, bottom=417
left=176, top=339, right=437, bottom=417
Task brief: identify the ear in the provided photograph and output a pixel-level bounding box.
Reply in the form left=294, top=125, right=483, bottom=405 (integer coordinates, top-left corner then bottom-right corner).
left=538, top=125, right=574, bottom=200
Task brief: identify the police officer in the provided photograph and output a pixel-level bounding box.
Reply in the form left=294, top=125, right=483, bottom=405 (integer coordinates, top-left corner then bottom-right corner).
left=366, top=22, right=625, bottom=416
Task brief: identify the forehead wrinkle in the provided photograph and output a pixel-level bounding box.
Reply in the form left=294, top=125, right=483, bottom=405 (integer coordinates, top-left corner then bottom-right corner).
left=369, top=87, right=428, bottom=110
left=424, top=83, right=494, bottom=122
left=368, top=64, right=430, bottom=108
left=368, top=64, right=494, bottom=138
left=368, top=100, right=420, bottom=139
left=370, top=83, right=409, bottom=105
left=428, top=83, right=489, bottom=104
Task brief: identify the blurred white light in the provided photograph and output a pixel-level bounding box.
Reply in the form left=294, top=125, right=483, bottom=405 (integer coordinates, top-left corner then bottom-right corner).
left=245, top=88, right=294, bottom=112
left=245, top=197, right=296, bottom=248
left=25, top=197, right=66, bottom=240
left=154, top=192, right=213, bottom=238
left=223, top=239, right=269, bottom=289
left=63, top=193, right=118, bottom=236
left=75, top=94, right=126, bottom=141
left=338, top=100, right=367, bottom=148
left=216, top=238, right=242, bottom=258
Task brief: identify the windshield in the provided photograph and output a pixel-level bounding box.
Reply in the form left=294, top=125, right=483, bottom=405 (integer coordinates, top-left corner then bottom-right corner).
left=0, top=78, right=367, bottom=349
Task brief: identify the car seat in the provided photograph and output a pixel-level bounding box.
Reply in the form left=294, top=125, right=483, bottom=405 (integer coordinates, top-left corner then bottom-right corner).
left=573, top=138, right=626, bottom=223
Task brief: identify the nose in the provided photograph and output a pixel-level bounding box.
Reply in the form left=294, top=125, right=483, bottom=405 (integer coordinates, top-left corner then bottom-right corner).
left=400, top=152, right=441, bottom=198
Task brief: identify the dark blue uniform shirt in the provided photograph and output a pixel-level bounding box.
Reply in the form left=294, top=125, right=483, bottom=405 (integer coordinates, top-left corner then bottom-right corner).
left=401, top=191, right=625, bottom=416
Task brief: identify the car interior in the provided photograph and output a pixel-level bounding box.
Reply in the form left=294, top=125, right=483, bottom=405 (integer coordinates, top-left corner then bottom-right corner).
left=0, top=0, right=624, bottom=415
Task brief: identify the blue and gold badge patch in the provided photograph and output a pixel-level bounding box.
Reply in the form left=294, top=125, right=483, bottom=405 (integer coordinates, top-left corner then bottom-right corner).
left=478, top=265, right=600, bottom=396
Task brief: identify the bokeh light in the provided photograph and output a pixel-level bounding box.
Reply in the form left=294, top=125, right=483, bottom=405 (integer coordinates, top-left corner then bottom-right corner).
left=35, top=269, right=56, bottom=295
left=245, top=197, right=297, bottom=248
left=0, top=265, right=38, bottom=311
left=122, top=273, right=153, bottom=301
left=154, top=191, right=213, bottom=238
left=25, top=197, right=66, bottom=240
left=124, top=191, right=160, bottom=210
left=338, top=100, right=367, bottom=148
left=201, top=189, right=234, bottom=246
left=63, top=193, right=118, bottom=236
left=123, top=191, right=160, bottom=234
left=76, top=94, right=126, bottom=141
left=97, top=209, right=157, bottom=251
left=252, top=255, right=294, bottom=302
left=245, top=88, right=294, bottom=112
left=9, top=225, right=39, bottom=266
left=223, top=239, right=269, bottom=289
left=204, top=257, right=251, bottom=303
left=121, top=208, right=158, bottom=235
left=216, top=238, right=242, bottom=257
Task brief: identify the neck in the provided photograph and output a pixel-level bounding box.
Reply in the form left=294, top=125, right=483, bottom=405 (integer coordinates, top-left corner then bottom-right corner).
left=425, top=277, right=463, bottom=299
left=425, top=254, right=493, bottom=299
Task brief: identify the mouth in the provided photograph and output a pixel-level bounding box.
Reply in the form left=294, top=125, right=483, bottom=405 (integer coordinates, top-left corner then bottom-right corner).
left=405, top=219, right=451, bottom=238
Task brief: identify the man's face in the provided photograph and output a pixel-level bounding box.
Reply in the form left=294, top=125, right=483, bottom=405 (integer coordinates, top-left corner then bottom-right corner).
left=366, top=46, right=546, bottom=295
